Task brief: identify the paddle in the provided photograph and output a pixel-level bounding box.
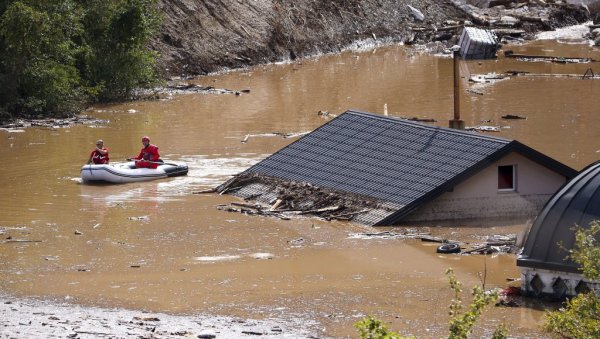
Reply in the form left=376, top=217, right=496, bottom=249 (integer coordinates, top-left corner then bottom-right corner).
left=126, top=158, right=181, bottom=167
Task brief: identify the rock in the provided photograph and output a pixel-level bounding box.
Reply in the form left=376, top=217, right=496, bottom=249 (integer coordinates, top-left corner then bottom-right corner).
left=407, top=5, right=425, bottom=21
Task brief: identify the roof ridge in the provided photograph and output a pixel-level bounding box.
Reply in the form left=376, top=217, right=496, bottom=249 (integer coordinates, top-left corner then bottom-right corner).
left=345, top=109, right=512, bottom=144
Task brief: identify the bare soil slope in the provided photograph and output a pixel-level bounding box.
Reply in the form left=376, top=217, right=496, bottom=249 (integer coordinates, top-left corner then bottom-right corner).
left=152, top=0, right=466, bottom=76
left=151, top=0, right=591, bottom=77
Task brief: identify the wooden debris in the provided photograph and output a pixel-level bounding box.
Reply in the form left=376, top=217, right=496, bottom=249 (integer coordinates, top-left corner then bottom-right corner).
left=467, top=89, right=484, bottom=95
left=216, top=201, right=366, bottom=222
left=270, top=199, right=283, bottom=211
left=217, top=178, right=238, bottom=195
left=328, top=209, right=370, bottom=220
left=3, top=239, right=42, bottom=243
left=419, top=235, right=446, bottom=243
left=298, top=205, right=341, bottom=215
left=502, top=114, right=526, bottom=120
left=466, top=125, right=501, bottom=132
left=405, top=117, right=437, bottom=123
left=504, top=50, right=596, bottom=63
left=231, top=202, right=263, bottom=210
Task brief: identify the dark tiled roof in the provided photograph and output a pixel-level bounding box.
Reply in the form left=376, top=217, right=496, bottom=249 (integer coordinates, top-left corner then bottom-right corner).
left=517, top=161, right=600, bottom=273
left=245, top=110, right=577, bottom=225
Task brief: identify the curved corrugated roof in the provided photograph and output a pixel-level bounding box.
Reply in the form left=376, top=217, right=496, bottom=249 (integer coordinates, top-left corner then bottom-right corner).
left=517, top=161, right=600, bottom=273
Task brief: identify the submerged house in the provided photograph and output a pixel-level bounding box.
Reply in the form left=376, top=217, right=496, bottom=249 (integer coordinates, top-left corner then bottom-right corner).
left=227, top=110, right=577, bottom=226
left=517, top=161, right=600, bottom=298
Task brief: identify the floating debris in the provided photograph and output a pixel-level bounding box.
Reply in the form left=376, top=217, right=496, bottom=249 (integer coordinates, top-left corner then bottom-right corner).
left=239, top=131, right=311, bottom=143
left=501, top=114, right=527, bottom=120
left=469, top=73, right=507, bottom=83
left=504, top=50, right=595, bottom=63
left=348, top=231, right=432, bottom=240
left=404, top=117, right=437, bottom=123
left=251, top=253, right=274, bottom=260
left=128, top=215, right=149, bottom=221
left=0, top=116, right=109, bottom=130
left=466, top=125, right=501, bottom=132
left=467, top=89, right=484, bottom=95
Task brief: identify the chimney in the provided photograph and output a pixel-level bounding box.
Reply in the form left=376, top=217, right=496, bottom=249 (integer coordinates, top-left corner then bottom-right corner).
left=449, top=49, right=465, bottom=130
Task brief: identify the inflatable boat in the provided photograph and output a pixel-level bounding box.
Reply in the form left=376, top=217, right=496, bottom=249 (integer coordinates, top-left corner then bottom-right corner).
left=81, top=161, right=188, bottom=184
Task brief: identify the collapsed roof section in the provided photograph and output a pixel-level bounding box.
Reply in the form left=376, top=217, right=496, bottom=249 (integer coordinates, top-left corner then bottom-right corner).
left=223, top=110, right=576, bottom=225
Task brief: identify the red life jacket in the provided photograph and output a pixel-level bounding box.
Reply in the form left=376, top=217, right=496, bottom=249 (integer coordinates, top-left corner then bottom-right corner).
left=134, top=144, right=160, bottom=168
left=90, top=148, right=109, bottom=164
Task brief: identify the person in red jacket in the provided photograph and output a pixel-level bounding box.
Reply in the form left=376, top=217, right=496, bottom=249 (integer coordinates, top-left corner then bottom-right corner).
left=88, top=139, right=109, bottom=164
left=129, top=136, right=160, bottom=169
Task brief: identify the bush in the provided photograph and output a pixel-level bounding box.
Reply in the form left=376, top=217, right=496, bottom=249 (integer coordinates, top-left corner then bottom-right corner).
left=544, top=221, right=600, bottom=338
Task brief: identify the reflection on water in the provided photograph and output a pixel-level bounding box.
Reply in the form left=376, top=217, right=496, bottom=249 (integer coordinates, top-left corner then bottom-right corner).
left=1, top=39, right=599, bottom=337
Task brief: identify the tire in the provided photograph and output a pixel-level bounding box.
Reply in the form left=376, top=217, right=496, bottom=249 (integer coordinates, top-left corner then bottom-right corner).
left=437, top=243, right=461, bottom=254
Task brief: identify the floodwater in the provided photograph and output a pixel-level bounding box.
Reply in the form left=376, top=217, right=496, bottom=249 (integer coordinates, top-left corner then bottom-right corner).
left=1, top=35, right=599, bottom=338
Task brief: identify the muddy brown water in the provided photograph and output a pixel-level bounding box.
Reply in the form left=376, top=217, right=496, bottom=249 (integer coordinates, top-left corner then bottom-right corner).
left=1, top=37, right=599, bottom=338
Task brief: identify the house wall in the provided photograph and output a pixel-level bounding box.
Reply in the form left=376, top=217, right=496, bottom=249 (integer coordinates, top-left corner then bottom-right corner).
left=403, top=152, right=568, bottom=221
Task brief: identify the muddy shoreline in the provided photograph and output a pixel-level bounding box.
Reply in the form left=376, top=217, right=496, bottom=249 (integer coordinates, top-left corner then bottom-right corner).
left=0, top=294, right=318, bottom=338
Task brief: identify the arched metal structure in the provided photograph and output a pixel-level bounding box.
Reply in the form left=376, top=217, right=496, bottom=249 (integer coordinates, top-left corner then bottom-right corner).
left=517, top=161, right=600, bottom=297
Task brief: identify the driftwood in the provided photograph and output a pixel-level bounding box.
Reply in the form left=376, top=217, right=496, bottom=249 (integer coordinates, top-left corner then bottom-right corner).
left=419, top=235, right=446, bottom=243
left=329, top=209, right=370, bottom=219
left=501, top=114, right=526, bottom=119
left=270, top=199, right=284, bottom=211
left=231, top=202, right=263, bottom=210
left=504, top=51, right=596, bottom=63
left=405, top=117, right=437, bottom=122
left=3, top=239, right=42, bottom=243
left=298, top=205, right=341, bottom=215
left=216, top=201, right=366, bottom=222
left=507, top=71, right=599, bottom=78
left=462, top=245, right=490, bottom=254
left=467, top=89, right=484, bottom=96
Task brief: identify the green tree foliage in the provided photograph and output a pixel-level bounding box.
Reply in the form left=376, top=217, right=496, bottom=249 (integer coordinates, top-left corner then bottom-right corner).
left=354, top=316, right=411, bottom=339
left=355, top=268, right=507, bottom=339
left=0, top=0, right=160, bottom=121
left=544, top=221, right=600, bottom=338
left=80, top=0, right=161, bottom=101
left=446, top=268, right=507, bottom=339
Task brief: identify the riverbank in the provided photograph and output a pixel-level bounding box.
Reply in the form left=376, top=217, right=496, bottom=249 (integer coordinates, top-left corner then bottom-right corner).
left=152, top=0, right=594, bottom=77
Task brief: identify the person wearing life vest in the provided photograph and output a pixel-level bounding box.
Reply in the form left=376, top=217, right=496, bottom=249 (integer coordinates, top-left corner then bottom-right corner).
left=88, top=139, right=109, bottom=164
left=130, top=136, right=160, bottom=169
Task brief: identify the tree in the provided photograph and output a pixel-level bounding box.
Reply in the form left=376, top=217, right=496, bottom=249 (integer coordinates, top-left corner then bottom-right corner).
left=544, top=221, right=600, bottom=338
left=0, top=0, right=161, bottom=122
left=80, top=0, right=161, bottom=101
left=0, top=0, right=85, bottom=117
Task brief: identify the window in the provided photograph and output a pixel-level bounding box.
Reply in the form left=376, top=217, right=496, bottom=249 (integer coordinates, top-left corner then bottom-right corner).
left=498, top=165, right=515, bottom=190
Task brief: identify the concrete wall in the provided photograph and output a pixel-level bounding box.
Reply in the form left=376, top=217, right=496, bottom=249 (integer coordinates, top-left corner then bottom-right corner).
left=403, top=151, right=568, bottom=222
left=520, top=267, right=598, bottom=298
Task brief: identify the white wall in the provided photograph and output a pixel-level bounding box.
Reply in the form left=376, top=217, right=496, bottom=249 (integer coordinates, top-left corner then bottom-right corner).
left=403, top=151, right=568, bottom=222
